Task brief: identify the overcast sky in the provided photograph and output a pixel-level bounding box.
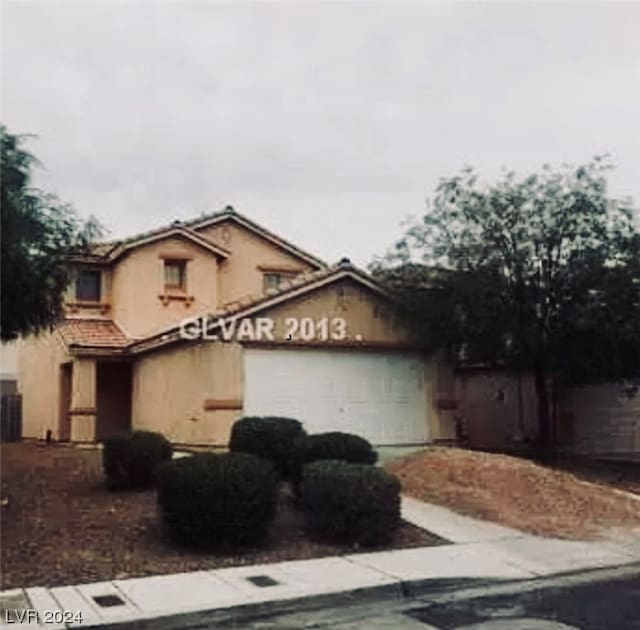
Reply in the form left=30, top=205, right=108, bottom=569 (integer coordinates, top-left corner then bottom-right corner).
left=2, top=1, right=639, bottom=267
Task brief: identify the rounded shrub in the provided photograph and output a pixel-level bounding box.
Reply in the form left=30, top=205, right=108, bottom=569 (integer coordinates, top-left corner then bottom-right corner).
left=300, top=460, right=401, bottom=547
left=291, top=431, right=378, bottom=483
left=157, top=452, right=279, bottom=548
left=102, top=430, right=173, bottom=490
left=229, top=416, right=306, bottom=479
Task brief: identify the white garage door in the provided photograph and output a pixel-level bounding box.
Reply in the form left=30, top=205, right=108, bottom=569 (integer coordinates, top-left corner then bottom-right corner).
left=243, top=348, right=429, bottom=445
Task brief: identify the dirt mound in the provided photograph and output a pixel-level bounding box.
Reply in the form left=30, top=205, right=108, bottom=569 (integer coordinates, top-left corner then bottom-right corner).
left=386, top=447, right=640, bottom=540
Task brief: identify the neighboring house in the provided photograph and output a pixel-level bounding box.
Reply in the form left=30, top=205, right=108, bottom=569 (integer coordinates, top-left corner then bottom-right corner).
left=16, top=206, right=458, bottom=447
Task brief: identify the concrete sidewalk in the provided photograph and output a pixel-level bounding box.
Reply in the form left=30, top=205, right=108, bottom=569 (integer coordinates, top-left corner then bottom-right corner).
left=2, top=496, right=639, bottom=629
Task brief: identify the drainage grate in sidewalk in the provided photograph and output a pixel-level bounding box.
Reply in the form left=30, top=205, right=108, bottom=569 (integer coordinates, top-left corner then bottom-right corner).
left=245, top=575, right=280, bottom=588
left=93, top=594, right=126, bottom=607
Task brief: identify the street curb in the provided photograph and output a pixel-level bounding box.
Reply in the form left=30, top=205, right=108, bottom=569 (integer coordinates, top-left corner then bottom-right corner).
left=84, top=581, right=407, bottom=630
left=84, top=561, right=640, bottom=630
left=407, top=562, right=640, bottom=610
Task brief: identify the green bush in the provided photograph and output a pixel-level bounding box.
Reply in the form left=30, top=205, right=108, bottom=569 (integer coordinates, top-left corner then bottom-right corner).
left=102, top=430, right=173, bottom=490
left=300, top=460, right=401, bottom=547
left=157, top=452, right=279, bottom=548
left=229, top=416, right=306, bottom=478
left=291, top=431, right=378, bottom=483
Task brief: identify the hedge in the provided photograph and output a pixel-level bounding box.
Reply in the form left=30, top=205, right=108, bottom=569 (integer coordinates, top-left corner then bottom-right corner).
left=229, top=416, right=306, bottom=479
left=102, top=430, right=173, bottom=490
left=291, top=431, right=378, bottom=483
left=157, top=452, right=279, bottom=548
left=300, top=460, right=401, bottom=547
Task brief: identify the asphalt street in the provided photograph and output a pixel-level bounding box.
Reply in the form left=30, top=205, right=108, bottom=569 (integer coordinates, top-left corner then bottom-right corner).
left=199, top=567, right=640, bottom=630
left=405, top=572, right=640, bottom=629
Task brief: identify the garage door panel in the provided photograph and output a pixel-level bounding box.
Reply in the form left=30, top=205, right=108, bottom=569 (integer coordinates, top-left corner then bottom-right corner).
left=243, top=348, right=429, bottom=445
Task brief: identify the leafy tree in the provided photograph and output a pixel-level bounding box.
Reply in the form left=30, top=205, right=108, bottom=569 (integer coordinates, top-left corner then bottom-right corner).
left=373, top=158, right=640, bottom=459
left=1, top=125, right=101, bottom=341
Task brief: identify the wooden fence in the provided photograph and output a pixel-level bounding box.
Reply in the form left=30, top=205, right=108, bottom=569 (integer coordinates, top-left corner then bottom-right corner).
left=1, top=394, right=22, bottom=441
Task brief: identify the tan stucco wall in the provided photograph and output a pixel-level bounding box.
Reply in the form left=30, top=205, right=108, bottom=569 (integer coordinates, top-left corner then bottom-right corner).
left=249, top=279, right=414, bottom=347
left=131, top=279, right=443, bottom=446
left=110, top=235, right=219, bottom=338
left=197, top=220, right=318, bottom=307
left=17, top=334, right=101, bottom=442
left=70, top=358, right=97, bottom=442
left=16, top=332, right=70, bottom=440
left=1, top=341, right=19, bottom=379
left=132, top=341, right=243, bottom=445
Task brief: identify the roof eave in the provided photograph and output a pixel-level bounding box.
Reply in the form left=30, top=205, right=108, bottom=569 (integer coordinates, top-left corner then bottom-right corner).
left=67, top=344, right=131, bottom=357
left=105, top=228, right=231, bottom=263
left=190, top=211, right=327, bottom=269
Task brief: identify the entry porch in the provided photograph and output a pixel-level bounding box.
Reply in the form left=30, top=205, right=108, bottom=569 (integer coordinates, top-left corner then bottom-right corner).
left=59, top=358, right=132, bottom=442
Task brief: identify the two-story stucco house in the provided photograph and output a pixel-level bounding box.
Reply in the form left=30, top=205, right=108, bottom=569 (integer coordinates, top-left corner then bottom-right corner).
left=17, top=207, right=457, bottom=447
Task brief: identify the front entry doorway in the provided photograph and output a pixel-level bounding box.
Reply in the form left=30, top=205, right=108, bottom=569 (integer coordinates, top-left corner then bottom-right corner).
left=96, top=361, right=132, bottom=441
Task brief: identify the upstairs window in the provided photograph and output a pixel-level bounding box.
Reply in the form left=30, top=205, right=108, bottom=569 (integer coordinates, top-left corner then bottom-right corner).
left=164, top=259, right=187, bottom=292
left=75, top=269, right=102, bottom=302
left=263, top=272, right=283, bottom=293
left=262, top=270, right=300, bottom=293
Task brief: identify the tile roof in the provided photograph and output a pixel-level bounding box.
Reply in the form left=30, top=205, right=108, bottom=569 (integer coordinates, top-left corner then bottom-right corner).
left=127, top=261, right=394, bottom=355
left=88, top=242, right=119, bottom=257
left=120, top=209, right=231, bottom=245
left=188, top=209, right=327, bottom=268
left=80, top=212, right=232, bottom=258
left=217, top=265, right=341, bottom=317
left=58, top=319, right=131, bottom=349
left=83, top=206, right=326, bottom=268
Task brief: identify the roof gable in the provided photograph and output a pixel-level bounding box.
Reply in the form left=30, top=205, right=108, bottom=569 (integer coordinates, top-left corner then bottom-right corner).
left=189, top=208, right=326, bottom=269
left=83, top=206, right=326, bottom=269
left=106, top=226, right=230, bottom=262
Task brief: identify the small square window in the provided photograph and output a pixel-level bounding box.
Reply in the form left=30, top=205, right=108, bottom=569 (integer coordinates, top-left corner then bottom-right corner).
left=75, top=269, right=101, bottom=302
left=164, top=260, right=187, bottom=291
left=263, top=272, right=283, bottom=292
left=263, top=272, right=298, bottom=293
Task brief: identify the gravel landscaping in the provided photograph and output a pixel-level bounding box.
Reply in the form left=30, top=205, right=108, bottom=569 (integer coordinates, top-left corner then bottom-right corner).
left=552, top=457, right=640, bottom=496
left=387, top=446, right=640, bottom=540
left=0, top=443, right=445, bottom=590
